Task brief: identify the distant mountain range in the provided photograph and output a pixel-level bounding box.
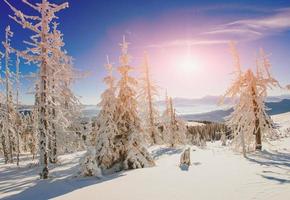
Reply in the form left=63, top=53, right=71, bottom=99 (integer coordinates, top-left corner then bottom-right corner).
left=157, top=94, right=290, bottom=107
left=181, top=99, right=290, bottom=122
left=77, top=95, right=290, bottom=120
left=18, top=95, right=290, bottom=122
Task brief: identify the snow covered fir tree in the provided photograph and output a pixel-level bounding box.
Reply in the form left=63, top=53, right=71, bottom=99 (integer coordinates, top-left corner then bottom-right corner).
left=223, top=42, right=280, bottom=156
left=93, top=56, right=119, bottom=173
left=0, top=1, right=290, bottom=200
left=114, top=37, right=155, bottom=170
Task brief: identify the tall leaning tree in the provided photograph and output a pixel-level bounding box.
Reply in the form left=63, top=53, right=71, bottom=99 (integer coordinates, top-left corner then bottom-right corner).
left=223, top=42, right=279, bottom=156
left=138, top=52, right=161, bottom=144
left=5, top=0, right=69, bottom=179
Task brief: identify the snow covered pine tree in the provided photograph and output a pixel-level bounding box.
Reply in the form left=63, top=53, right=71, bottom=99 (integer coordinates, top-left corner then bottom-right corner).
left=115, top=36, right=154, bottom=170
left=94, top=56, right=120, bottom=173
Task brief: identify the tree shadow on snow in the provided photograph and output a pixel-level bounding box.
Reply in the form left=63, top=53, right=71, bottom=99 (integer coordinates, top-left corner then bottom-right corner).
left=151, top=147, right=183, bottom=160
left=260, top=174, right=290, bottom=184
left=1, top=166, right=125, bottom=200
left=247, top=150, right=290, bottom=185
left=247, top=150, right=290, bottom=168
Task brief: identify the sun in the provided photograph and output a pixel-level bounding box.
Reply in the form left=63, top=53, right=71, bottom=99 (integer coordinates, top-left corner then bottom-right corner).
left=179, top=54, right=198, bottom=73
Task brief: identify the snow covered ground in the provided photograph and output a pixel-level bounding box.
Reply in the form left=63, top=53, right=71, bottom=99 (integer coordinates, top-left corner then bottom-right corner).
left=1, top=113, right=290, bottom=200
left=186, top=121, right=205, bottom=126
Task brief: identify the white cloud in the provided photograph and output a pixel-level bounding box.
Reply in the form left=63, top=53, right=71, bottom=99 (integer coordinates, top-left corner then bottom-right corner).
left=147, top=39, right=229, bottom=48
left=206, top=7, right=290, bottom=40
left=203, top=28, right=262, bottom=36
left=147, top=7, right=290, bottom=49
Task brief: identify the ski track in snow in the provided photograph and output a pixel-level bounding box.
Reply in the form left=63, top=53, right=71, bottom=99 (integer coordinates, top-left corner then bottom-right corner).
left=0, top=114, right=290, bottom=200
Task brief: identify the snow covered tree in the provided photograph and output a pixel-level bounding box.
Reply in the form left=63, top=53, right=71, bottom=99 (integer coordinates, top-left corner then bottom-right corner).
left=138, top=52, right=162, bottom=145
left=2, top=25, right=18, bottom=164
left=46, top=22, right=81, bottom=163
left=163, top=90, right=170, bottom=118
left=163, top=97, right=187, bottom=147
left=160, top=93, right=187, bottom=147
left=24, top=111, right=38, bottom=160
left=160, top=90, right=170, bottom=139
left=49, top=22, right=81, bottom=159
left=95, top=56, right=120, bottom=172
left=223, top=42, right=279, bottom=156
left=0, top=51, right=9, bottom=163
left=5, top=0, right=69, bottom=178
left=30, top=83, right=40, bottom=160
left=115, top=36, right=154, bottom=170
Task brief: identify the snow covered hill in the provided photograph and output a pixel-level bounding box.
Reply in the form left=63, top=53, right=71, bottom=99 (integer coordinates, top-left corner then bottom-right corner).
left=182, top=99, right=290, bottom=122
left=0, top=112, right=289, bottom=200
left=80, top=99, right=290, bottom=122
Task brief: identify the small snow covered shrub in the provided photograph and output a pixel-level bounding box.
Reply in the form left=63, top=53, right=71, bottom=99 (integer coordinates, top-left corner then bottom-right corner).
left=180, top=148, right=191, bottom=166
left=123, top=131, right=155, bottom=169
left=79, top=147, right=102, bottom=177
left=221, top=131, right=227, bottom=146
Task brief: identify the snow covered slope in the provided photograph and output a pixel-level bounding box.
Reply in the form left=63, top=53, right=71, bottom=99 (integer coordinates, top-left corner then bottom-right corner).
left=54, top=140, right=290, bottom=200
left=0, top=112, right=289, bottom=200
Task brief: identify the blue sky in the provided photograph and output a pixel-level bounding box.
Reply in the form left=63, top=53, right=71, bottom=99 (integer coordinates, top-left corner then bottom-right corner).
left=1, top=0, right=290, bottom=105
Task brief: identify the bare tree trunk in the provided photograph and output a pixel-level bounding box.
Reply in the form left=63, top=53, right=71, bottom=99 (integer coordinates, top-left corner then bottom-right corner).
left=144, top=54, right=156, bottom=144
left=50, top=79, right=57, bottom=164
left=252, top=86, right=262, bottom=151
left=16, top=54, right=20, bottom=166
left=16, top=119, right=20, bottom=166
left=255, top=126, right=262, bottom=150
left=39, top=13, right=49, bottom=179
left=6, top=66, right=13, bottom=164
left=49, top=123, right=57, bottom=164
left=4, top=27, right=14, bottom=164
left=47, top=77, right=57, bottom=164
left=39, top=64, right=49, bottom=179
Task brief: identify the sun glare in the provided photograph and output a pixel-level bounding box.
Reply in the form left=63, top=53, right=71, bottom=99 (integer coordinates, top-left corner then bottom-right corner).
left=178, top=54, right=199, bottom=73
